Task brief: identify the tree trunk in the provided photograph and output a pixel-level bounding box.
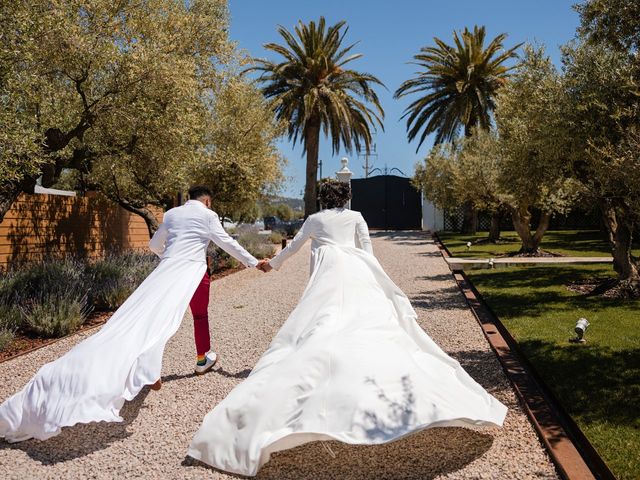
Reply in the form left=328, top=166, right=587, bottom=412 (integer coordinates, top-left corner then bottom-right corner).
left=461, top=201, right=478, bottom=234
left=533, top=211, right=552, bottom=248
left=303, top=118, right=321, bottom=218
left=601, top=202, right=640, bottom=282
left=511, top=206, right=550, bottom=254
left=488, top=210, right=502, bottom=242
left=117, top=201, right=160, bottom=237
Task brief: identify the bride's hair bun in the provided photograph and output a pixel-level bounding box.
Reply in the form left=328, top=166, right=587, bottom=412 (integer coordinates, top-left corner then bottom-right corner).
left=318, top=179, right=352, bottom=209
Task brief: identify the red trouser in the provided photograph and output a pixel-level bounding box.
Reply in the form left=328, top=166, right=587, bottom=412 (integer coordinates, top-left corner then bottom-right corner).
left=189, top=272, right=211, bottom=357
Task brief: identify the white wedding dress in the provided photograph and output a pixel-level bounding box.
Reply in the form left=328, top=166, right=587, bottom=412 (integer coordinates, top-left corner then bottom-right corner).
left=0, top=200, right=258, bottom=442
left=188, top=208, right=507, bottom=476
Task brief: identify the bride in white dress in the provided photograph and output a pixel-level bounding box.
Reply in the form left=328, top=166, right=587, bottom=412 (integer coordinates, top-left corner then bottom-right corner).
left=188, top=180, right=507, bottom=476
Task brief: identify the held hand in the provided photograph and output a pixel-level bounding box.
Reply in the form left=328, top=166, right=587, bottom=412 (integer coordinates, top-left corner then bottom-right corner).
left=256, top=260, right=273, bottom=273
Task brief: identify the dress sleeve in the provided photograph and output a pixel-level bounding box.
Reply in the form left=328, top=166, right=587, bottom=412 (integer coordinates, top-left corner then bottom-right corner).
left=209, top=212, right=259, bottom=268
left=148, top=222, right=168, bottom=257
left=268, top=219, right=312, bottom=271
left=355, top=213, right=373, bottom=255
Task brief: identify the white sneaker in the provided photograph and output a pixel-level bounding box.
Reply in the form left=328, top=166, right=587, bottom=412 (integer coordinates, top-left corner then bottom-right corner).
left=195, top=351, right=218, bottom=375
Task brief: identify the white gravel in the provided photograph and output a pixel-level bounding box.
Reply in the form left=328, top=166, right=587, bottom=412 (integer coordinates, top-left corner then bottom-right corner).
left=0, top=232, right=558, bottom=479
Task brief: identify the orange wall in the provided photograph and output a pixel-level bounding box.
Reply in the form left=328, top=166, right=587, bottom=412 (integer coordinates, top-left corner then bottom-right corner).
left=0, top=193, right=163, bottom=267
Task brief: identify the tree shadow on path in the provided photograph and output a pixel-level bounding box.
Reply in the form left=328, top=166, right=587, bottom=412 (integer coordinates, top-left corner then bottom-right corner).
left=0, top=388, right=151, bottom=464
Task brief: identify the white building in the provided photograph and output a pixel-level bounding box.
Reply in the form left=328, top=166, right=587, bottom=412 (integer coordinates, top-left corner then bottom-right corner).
left=421, top=194, right=444, bottom=231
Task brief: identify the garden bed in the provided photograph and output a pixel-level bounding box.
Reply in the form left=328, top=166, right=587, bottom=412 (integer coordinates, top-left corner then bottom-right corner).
left=0, top=227, right=279, bottom=363
left=0, top=264, right=246, bottom=364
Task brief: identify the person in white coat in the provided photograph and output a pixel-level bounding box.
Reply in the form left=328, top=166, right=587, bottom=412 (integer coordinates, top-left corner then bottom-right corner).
left=149, top=186, right=264, bottom=380
left=0, top=185, right=265, bottom=443
left=188, top=179, right=507, bottom=476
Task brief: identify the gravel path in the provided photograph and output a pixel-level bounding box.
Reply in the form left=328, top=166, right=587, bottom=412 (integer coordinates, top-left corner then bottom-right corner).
left=0, top=232, right=558, bottom=479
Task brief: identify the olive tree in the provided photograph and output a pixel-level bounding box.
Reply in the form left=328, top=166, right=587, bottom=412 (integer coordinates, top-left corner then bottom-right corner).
left=494, top=46, right=580, bottom=254
left=2, top=1, right=279, bottom=233
left=562, top=40, right=639, bottom=284
left=414, top=130, right=508, bottom=242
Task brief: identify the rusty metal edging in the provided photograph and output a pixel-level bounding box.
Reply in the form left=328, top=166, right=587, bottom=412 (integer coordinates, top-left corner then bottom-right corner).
left=432, top=233, right=616, bottom=480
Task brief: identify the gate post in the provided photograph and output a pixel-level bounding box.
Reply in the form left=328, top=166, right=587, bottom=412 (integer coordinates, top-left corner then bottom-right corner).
left=335, top=157, right=353, bottom=209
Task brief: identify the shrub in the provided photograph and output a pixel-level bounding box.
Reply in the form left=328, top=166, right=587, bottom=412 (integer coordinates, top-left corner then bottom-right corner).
left=206, top=228, right=274, bottom=272
left=268, top=231, right=284, bottom=245
left=20, top=291, right=89, bottom=337
left=0, top=328, right=13, bottom=352
left=1, top=258, right=91, bottom=338
left=0, top=276, right=20, bottom=350
left=208, top=246, right=241, bottom=272
left=0, top=303, right=21, bottom=350
left=87, top=251, right=158, bottom=309
left=237, top=230, right=275, bottom=260
left=5, top=258, right=86, bottom=300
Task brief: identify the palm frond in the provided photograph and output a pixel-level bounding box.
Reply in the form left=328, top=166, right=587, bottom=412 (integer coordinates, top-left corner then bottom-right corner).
left=395, top=25, right=521, bottom=149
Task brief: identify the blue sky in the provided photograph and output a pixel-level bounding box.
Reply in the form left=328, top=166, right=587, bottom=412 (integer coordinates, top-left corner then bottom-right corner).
left=228, top=0, right=581, bottom=198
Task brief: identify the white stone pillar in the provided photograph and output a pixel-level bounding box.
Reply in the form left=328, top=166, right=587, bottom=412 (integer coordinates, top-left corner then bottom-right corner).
left=335, top=157, right=353, bottom=208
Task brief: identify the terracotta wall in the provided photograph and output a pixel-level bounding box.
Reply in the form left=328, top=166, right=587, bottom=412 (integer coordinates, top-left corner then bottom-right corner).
left=0, top=193, right=163, bottom=267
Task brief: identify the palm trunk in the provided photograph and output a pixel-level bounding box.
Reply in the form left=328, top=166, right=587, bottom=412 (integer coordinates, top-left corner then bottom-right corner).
left=601, top=202, right=640, bottom=282
left=303, top=118, right=321, bottom=218
left=460, top=123, right=478, bottom=234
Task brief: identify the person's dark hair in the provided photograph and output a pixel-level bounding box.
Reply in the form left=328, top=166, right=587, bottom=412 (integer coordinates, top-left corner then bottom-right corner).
left=318, top=179, right=352, bottom=209
left=188, top=185, right=212, bottom=200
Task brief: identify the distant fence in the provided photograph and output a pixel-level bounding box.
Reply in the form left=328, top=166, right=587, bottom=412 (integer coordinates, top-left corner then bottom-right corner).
left=0, top=193, right=163, bottom=268
left=443, top=207, right=602, bottom=232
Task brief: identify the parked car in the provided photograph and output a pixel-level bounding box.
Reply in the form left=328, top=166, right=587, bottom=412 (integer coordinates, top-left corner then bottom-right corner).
left=263, top=216, right=303, bottom=237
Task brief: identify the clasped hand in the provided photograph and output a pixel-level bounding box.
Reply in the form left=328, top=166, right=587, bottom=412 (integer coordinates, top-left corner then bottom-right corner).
left=256, top=259, right=272, bottom=273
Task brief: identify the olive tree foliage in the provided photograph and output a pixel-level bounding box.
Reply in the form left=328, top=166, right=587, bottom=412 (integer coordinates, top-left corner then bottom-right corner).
left=456, top=129, right=510, bottom=241
left=574, top=0, right=640, bottom=53
left=190, top=77, right=286, bottom=222
left=494, top=45, right=581, bottom=253
left=413, top=142, right=461, bottom=212
left=1, top=0, right=284, bottom=235
left=562, top=39, right=640, bottom=283
left=414, top=129, right=508, bottom=241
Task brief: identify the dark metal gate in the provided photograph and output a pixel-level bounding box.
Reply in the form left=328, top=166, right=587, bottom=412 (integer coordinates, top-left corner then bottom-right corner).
left=351, top=175, right=422, bottom=230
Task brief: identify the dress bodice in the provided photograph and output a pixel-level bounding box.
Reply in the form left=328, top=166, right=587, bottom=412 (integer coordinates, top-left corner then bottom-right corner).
left=269, top=208, right=372, bottom=271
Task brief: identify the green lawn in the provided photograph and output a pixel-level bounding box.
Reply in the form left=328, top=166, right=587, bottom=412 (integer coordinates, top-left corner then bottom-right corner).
left=438, top=229, right=640, bottom=258
left=439, top=232, right=640, bottom=479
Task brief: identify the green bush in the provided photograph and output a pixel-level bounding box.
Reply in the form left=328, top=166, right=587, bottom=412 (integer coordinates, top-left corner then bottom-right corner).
left=237, top=230, right=275, bottom=260
left=0, top=258, right=91, bottom=339
left=5, top=258, right=86, bottom=299
left=268, top=231, right=284, bottom=245
left=0, top=328, right=13, bottom=352
left=20, top=291, right=89, bottom=337
left=0, top=305, right=19, bottom=351
left=87, top=251, right=158, bottom=309
left=206, top=230, right=274, bottom=272
left=0, top=277, right=21, bottom=351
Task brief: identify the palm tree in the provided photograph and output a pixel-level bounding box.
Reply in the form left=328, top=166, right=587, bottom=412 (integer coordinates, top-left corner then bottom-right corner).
left=394, top=25, right=521, bottom=149
left=250, top=17, right=384, bottom=217
left=395, top=25, right=520, bottom=234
